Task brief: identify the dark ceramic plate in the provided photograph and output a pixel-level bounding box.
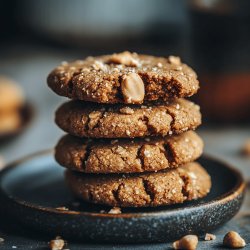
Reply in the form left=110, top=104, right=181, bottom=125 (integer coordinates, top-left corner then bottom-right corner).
left=0, top=102, right=34, bottom=144
left=0, top=151, right=245, bottom=243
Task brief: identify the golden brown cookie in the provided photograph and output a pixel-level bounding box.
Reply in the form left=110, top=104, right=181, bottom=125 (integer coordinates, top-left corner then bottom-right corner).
left=65, top=162, right=211, bottom=207
left=55, top=99, right=201, bottom=138
left=0, top=76, right=24, bottom=112
left=47, top=52, right=199, bottom=104
left=0, top=111, right=21, bottom=134
left=55, top=131, right=203, bottom=173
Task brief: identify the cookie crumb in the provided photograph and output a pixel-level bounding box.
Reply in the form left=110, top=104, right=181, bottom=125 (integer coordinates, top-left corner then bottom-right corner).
left=143, top=150, right=151, bottom=157
left=125, top=130, right=131, bottom=136
left=119, top=107, right=134, bottom=114
left=157, top=62, right=163, bottom=68
left=92, top=60, right=107, bottom=71
left=173, top=235, right=198, bottom=250
left=108, top=207, right=121, bottom=214
left=241, top=139, right=250, bottom=156
left=223, top=231, right=246, bottom=249
left=205, top=233, right=216, bottom=241
left=49, top=236, right=65, bottom=250
left=168, top=56, right=181, bottom=65
left=56, top=207, right=69, bottom=211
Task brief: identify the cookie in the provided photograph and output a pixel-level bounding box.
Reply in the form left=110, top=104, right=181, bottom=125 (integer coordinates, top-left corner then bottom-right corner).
left=0, top=110, right=21, bottom=134
left=65, top=162, right=211, bottom=207
left=55, top=131, right=203, bottom=173
left=0, top=76, right=24, bottom=112
left=55, top=99, right=201, bottom=138
left=47, top=52, right=199, bottom=104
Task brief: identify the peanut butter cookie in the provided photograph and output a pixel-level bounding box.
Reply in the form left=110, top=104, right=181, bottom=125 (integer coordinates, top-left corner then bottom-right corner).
left=47, top=52, right=199, bottom=104
left=65, top=162, right=211, bottom=207
left=55, top=99, right=201, bottom=138
left=0, top=111, right=21, bottom=134
left=0, top=76, right=24, bottom=112
left=55, top=131, right=203, bottom=173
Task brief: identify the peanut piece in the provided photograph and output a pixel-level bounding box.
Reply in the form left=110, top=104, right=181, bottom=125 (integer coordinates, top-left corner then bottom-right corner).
left=49, top=236, right=65, bottom=250
left=108, top=51, right=139, bottom=66
left=173, top=235, right=198, bottom=250
left=88, top=111, right=103, bottom=129
left=168, top=56, right=181, bottom=65
left=223, top=231, right=246, bottom=248
left=121, top=73, right=145, bottom=104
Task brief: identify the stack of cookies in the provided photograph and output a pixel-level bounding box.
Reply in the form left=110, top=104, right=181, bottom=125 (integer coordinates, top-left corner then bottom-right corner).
left=47, top=51, right=211, bottom=208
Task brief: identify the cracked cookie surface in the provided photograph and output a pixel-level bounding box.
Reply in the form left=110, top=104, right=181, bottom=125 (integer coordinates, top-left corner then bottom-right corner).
left=65, top=162, right=211, bottom=207
left=55, top=99, right=201, bottom=138
left=47, top=52, right=199, bottom=104
left=55, top=131, right=203, bottom=173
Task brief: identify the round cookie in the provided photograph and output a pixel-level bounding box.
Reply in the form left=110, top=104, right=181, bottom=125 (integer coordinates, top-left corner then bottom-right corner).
left=0, top=76, right=24, bottom=112
left=0, top=111, right=21, bottom=134
left=47, top=52, right=199, bottom=104
left=55, top=131, right=203, bottom=174
left=65, top=162, right=211, bottom=207
left=55, top=99, right=201, bottom=138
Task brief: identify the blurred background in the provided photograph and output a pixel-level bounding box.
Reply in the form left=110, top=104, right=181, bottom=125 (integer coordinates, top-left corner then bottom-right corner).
left=0, top=0, right=250, bottom=173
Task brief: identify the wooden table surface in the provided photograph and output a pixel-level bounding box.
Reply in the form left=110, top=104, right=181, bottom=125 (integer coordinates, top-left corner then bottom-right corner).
left=0, top=44, right=250, bottom=249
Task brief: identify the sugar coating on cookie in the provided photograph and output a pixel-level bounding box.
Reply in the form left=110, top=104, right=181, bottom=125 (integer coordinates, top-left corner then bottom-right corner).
left=65, top=162, right=211, bottom=207
left=55, top=131, right=203, bottom=173
left=55, top=99, right=201, bottom=138
left=47, top=52, right=199, bottom=104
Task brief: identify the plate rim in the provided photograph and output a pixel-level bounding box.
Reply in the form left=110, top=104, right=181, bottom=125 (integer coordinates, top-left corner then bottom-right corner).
left=0, top=149, right=246, bottom=218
